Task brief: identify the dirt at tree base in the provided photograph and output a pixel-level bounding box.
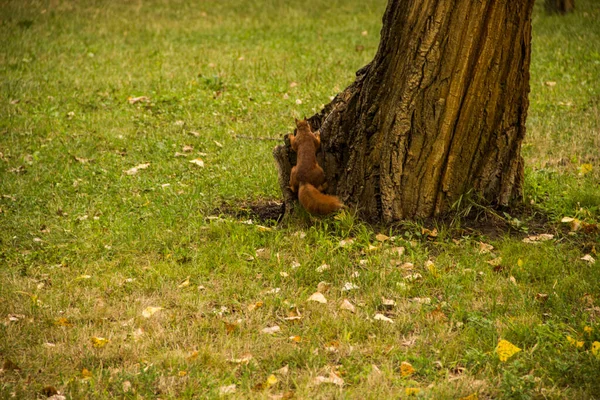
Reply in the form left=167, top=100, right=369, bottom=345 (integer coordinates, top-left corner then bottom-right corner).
left=216, top=199, right=598, bottom=254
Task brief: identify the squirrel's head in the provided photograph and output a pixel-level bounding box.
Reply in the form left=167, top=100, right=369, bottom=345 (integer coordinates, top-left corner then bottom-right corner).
left=295, top=118, right=311, bottom=132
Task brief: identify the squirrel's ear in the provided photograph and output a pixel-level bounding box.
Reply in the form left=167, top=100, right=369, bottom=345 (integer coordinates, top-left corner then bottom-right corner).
left=294, top=117, right=299, bottom=125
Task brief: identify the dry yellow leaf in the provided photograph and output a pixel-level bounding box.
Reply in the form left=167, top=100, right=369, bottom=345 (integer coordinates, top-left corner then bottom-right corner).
left=178, top=371, right=187, bottom=377
left=55, top=317, right=71, bottom=327
left=142, top=306, right=163, bottom=318
left=400, top=361, right=415, bottom=377
left=566, top=336, right=584, bottom=348
left=266, top=374, right=278, bottom=387
left=375, top=233, right=390, bottom=242
left=591, top=341, right=600, bottom=357
left=81, top=368, right=93, bottom=379
left=578, top=163, right=593, bottom=176
left=91, top=336, right=109, bottom=348
left=289, top=335, right=302, bottom=343
left=405, top=387, right=420, bottom=396
left=496, top=339, right=521, bottom=361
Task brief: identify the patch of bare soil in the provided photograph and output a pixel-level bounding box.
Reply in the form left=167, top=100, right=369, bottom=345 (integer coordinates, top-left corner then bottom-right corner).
left=216, top=199, right=285, bottom=223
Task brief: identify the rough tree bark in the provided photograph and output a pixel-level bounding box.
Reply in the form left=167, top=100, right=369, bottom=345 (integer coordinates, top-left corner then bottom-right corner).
left=274, top=0, right=535, bottom=223
left=545, top=0, right=575, bottom=14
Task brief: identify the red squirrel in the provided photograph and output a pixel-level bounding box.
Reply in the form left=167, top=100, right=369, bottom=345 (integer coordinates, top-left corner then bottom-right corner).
left=289, top=119, right=343, bottom=215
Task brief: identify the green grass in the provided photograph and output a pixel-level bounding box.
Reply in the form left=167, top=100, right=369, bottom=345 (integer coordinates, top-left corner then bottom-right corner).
left=1, top=0, right=599, bottom=398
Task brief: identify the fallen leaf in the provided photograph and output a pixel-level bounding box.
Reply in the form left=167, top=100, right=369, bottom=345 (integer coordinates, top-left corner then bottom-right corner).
left=535, top=293, right=549, bottom=302
left=581, top=254, right=596, bottom=264
left=261, top=325, right=281, bottom=335
left=405, top=388, right=421, bottom=396
left=544, top=81, right=557, bottom=87
left=219, top=384, right=237, bottom=395
left=374, top=313, right=394, bottom=323
left=178, top=277, right=190, bottom=288
left=592, top=341, right=600, bottom=357
left=496, top=339, right=521, bottom=362
left=404, top=273, right=422, bottom=282
left=486, top=257, right=503, bottom=267
left=375, top=233, right=390, bottom=242
left=2, top=359, right=20, bottom=371
left=314, top=371, right=344, bottom=387
left=55, top=317, right=71, bottom=327
left=411, top=297, right=431, bottom=304
left=247, top=301, right=264, bottom=311
left=266, top=374, right=278, bottom=387
left=289, top=82, right=298, bottom=88
left=340, top=299, right=356, bottom=313
left=81, top=368, right=93, bottom=379
left=381, top=297, right=396, bottom=309
left=289, top=335, right=302, bottom=343
left=307, top=292, right=327, bottom=304
left=142, top=306, right=163, bottom=318
left=273, top=365, right=289, bottom=377
left=91, top=336, right=109, bottom=348
left=400, top=361, right=415, bottom=376
left=214, top=140, right=223, bottom=148
left=128, top=96, right=149, bottom=104
left=342, top=282, right=359, bottom=291
left=479, top=242, right=494, bottom=253
left=124, top=163, right=150, bottom=175
left=189, top=158, right=205, bottom=167
left=522, top=234, right=554, bottom=243
left=399, top=262, right=414, bottom=271
left=578, top=163, right=593, bottom=176
left=316, top=263, right=330, bottom=273
left=338, top=238, right=355, bottom=247
left=41, top=386, right=58, bottom=397
left=228, top=353, right=253, bottom=365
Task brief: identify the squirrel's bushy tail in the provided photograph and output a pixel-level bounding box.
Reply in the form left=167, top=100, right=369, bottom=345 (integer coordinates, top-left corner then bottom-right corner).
left=298, top=183, right=344, bottom=215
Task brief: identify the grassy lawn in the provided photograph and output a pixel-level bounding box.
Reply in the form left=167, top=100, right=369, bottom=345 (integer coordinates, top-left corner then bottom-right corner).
left=1, top=0, right=599, bottom=398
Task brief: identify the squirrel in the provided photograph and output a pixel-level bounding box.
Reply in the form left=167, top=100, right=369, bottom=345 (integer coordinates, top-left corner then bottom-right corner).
left=289, top=118, right=344, bottom=215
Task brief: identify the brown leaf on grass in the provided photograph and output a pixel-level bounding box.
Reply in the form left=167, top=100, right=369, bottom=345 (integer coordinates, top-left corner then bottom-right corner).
left=41, top=386, right=58, bottom=396
left=339, top=281, right=359, bottom=292
left=422, top=227, right=438, bottom=238
left=581, top=254, right=596, bottom=264
left=381, top=297, right=396, bottom=310
left=189, top=158, right=205, bottom=167
left=316, top=263, right=330, bottom=272
left=54, top=317, right=71, bottom=327
left=227, top=353, right=253, bottom=365
left=340, top=299, right=356, bottom=313
left=374, top=313, right=394, bottom=323
left=142, top=306, right=163, bottom=318
left=275, top=364, right=289, bottom=376
left=317, top=281, right=331, bottom=293
left=479, top=242, right=494, bottom=253
left=247, top=301, right=264, bottom=311
left=91, top=337, right=109, bottom=348
left=182, top=145, right=194, bottom=152
left=224, top=321, right=238, bottom=334
left=486, top=257, right=503, bottom=267
left=400, top=361, right=415, bottom=376
left=219, top=384, right=237, bottom=395
left=544, top=81, right=557, bottom=87
left=375, top=233, right=390, bottom=242
left=74, top=156, right=91, bottom=164
left=124, top=163, right=150, bottom=175
left=127, top=96, right=149, bottom=104
left=522, top=234, right=554, bottom=243
left=308, top=292, right=327, bottom=304
left=261, top=325, right=281, bottom=335
left=289, top=335, right=302, bottom=343
left=314, top=371, right=344, bottom=387
left=535, top=293, right=549, bottom=302
left=2, top=359, right=21, bottom=371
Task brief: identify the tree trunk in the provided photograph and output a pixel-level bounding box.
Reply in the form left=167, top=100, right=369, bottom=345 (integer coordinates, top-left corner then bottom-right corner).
left=545, top=0, right=575, bottom=14
left=274, top=0, right=535, bottom=223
